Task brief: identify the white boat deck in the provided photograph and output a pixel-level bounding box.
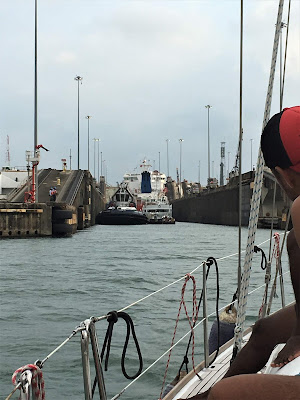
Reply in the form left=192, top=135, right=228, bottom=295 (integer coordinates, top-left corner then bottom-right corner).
left=165, top=330, right=252, bottom=400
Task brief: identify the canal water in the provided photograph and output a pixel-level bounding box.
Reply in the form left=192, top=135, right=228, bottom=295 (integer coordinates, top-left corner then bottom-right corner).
left=0, top=223, right=293, bottom=399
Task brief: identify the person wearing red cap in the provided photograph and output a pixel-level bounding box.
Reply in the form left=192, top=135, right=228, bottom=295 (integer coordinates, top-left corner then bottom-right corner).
left=182, top=106, right=300, bottom=400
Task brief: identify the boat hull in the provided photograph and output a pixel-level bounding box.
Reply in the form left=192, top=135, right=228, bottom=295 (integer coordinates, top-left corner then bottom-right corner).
left=96, top=210, right=148, bottom=225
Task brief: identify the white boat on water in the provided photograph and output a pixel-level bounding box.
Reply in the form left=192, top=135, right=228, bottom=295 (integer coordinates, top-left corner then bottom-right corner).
left=123, top=160, right=174, bottom=224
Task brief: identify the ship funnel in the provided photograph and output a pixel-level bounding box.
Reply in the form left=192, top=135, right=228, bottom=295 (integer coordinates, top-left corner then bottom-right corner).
left=141, top=171, right=152, bottom=193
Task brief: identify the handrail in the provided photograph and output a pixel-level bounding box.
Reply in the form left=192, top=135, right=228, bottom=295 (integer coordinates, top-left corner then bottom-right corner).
left=6, top=168, right=53, bottom=202
left=65, top=170, right=85, bottom=205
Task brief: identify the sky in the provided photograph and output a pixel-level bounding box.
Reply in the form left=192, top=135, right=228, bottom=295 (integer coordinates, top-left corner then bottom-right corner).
left=0, top=0, right=299, bottom=185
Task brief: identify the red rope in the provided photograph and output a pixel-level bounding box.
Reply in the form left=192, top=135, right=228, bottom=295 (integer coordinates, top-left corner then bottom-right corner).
left=159, top=273, right=199, bottom=400
left=272, top=232, right=281, bottom=261
left=12, top=364, right=45, bottom=400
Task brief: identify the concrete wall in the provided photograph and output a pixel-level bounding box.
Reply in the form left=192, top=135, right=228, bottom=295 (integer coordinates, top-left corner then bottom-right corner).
left=173, top=184, right=251, bottom=226
left=71, top=171, right=105, bottom=229
left=0, top=203, right=52, bottom=237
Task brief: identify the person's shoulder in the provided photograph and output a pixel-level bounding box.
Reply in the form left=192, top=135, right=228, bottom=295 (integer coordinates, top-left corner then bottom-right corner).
left=291, top=196, right=300, bottom=218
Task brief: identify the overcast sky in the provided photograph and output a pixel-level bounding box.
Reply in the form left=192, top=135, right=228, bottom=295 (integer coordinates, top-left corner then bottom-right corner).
left=0, top=0, right=299, bottom=185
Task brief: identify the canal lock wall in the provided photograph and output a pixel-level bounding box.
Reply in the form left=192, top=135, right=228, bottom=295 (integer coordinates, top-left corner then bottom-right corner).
left=0, top=170, right=105, bottom=238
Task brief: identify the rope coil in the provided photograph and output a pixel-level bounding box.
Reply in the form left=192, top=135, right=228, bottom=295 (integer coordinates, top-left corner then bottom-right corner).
left=100, top=311, right=143, bottom=380
left=11, top=364, right=45, bottom=400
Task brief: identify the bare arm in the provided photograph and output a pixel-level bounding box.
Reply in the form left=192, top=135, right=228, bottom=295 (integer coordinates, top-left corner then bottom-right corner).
left=291, top=196, right=300, bottom=248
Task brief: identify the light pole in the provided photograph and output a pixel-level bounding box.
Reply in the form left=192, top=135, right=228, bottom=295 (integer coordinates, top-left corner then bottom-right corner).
left=101, top=151, right=103, bottom=176
left=74, top=75, right=83, bottom=169
left=166, top=139, right=170, bottom=177
left=228, top=151, right=231, bottom=178
left=85, top=116, right=91, bottom=171
left=205, top=105, right=212, bottom=186
left=158, top=151, right=161, bottom=173
left=250, top=139, right=253, bottom=170
left=179, top=139, right=184, bottom=185
left=93, top=138, right=99, bottom=179
left=97, top=139, right=100, bottom=182
left=103, top=160, right=106, bottom=182
left=34, top=0, right=38, bottom=201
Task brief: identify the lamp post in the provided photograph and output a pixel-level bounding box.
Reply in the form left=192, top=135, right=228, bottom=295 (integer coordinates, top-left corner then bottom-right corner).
left=97, top=139, right=100, bottom=182
left=34, top=0, right=38, bottom=201
left=101, top=151, right=103, bottom=176
left=179, top=139, right=184, bottom=185
left=166, top=139, right=170, bottom=177
left=250, top=139, right=253, bottom=171
left=205, top=105, right=212, bottom=186
left=85, top=116, right=92, bottom=171
left=93, top=138, right=99, bottom=180
left=158, top=151, right=160, bottom=173
left=103, top=160, right=106, bottom=182
left=74, top=75, right=83, bottom=169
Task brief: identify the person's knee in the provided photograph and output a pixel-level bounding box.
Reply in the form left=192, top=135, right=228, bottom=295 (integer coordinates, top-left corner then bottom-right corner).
left=251, top=318, right=266, bottom=338
left=250, top=318, right=276, bottom=349
left=209, top=379, right=233, bottom=400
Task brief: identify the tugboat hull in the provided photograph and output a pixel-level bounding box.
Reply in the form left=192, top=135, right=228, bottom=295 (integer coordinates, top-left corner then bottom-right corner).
left=96, top=209, right=148, bottom=225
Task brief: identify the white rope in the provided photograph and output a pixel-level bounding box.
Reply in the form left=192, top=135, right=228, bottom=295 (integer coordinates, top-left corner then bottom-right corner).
left=233, top=0, right=285, bottom=352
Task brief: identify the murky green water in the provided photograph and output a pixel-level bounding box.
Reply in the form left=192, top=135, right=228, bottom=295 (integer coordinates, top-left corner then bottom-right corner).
left=0, top=223, right=293, bottom=399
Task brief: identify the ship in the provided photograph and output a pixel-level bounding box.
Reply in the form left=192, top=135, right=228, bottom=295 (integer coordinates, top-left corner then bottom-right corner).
left=96, top=183, right=148, bottom=225
left=123, top=160, right=174, bottom=224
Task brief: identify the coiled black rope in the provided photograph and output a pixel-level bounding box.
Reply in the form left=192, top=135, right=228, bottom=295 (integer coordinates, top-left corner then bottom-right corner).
left=254, top=245, right=268, bottom=270
left=92, top=311, right=143, bottom=397
left=178, top=256, right=220, bottom=376
left=100, top=311, right=143, bottom=379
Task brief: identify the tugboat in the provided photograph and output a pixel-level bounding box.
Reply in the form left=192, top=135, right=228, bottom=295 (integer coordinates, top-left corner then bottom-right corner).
left=96, top=183, right=148, bottom=225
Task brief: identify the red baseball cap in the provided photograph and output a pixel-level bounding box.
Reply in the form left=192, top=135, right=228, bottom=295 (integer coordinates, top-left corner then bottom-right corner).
left=261, top=106, right=300, bottom=172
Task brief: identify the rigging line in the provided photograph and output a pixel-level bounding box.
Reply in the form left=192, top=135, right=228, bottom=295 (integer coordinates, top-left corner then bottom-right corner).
left=39, top=326, right=83, bottom=367
left=281, top=0, right=291, bottom=108
left=247, top=271, right=288, bottom=297
left=233, top=0, right=285, bottom=355
left=238, top=0, right=244, bottom=302
left=278, top=208, right=291, bottom=306
left=268, top=182, right=277, bottom=263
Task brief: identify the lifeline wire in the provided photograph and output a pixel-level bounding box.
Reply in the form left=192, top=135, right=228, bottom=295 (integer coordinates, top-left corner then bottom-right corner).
left=19, top=234, right=286, bottom=369
left=7, top=232, right=288, bottom=400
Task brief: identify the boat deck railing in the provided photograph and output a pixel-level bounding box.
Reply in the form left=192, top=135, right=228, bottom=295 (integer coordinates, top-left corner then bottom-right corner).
left=5, top=233, right=289, bottom=400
